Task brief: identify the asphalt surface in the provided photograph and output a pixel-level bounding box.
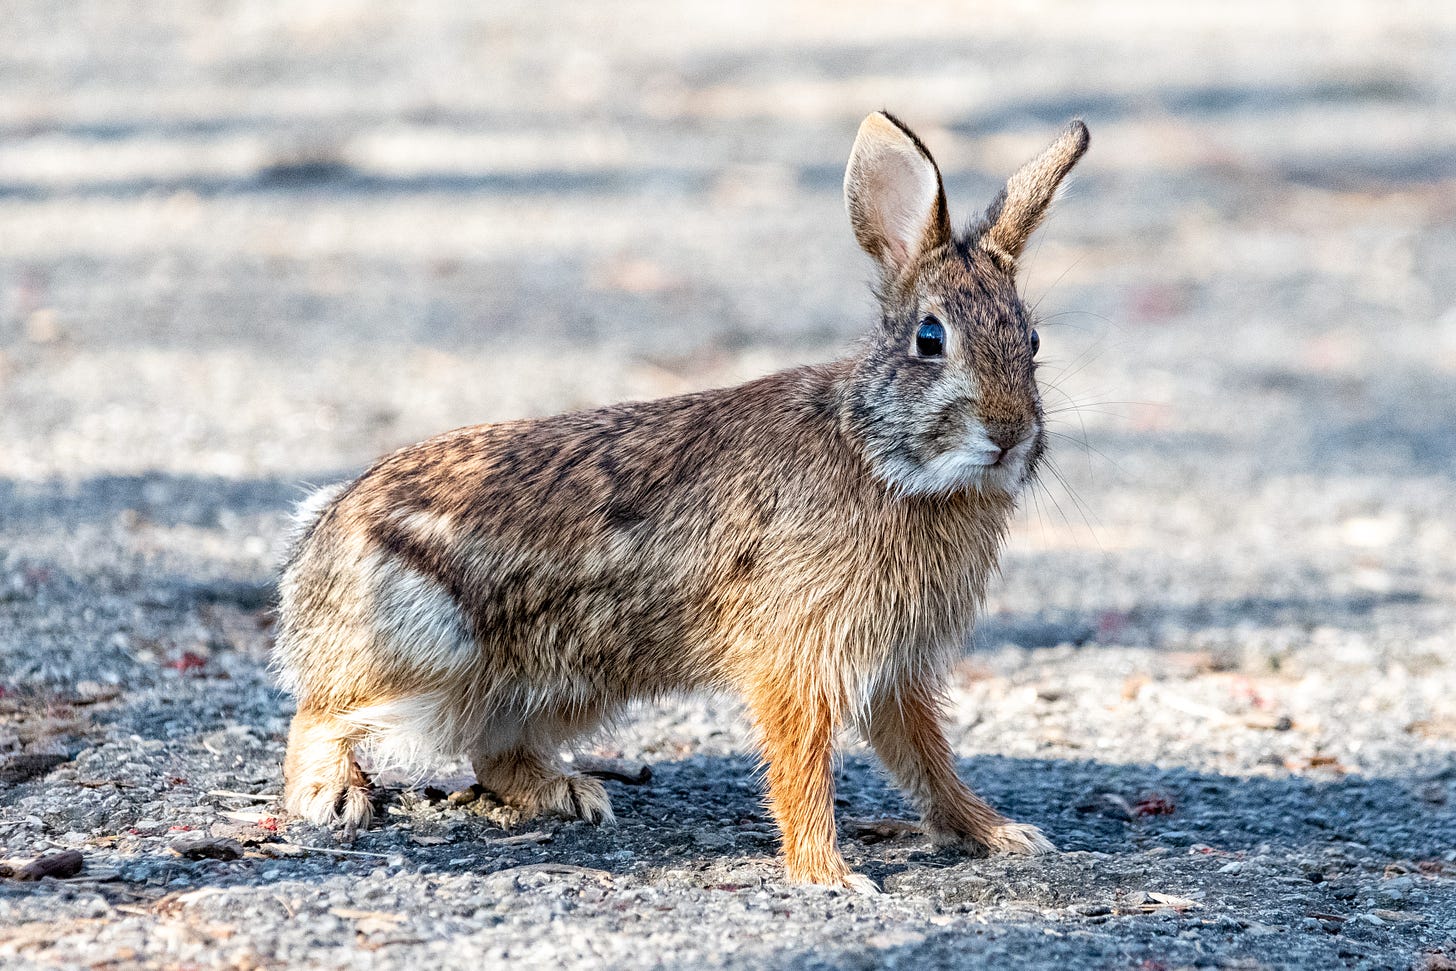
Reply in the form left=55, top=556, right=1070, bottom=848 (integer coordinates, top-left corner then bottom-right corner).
left=1, top=3, right=1454, bottom=968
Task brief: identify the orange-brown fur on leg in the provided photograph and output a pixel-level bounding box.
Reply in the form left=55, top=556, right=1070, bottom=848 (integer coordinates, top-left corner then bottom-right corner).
left=863, top=680, right=1053, bottom=855
left=748, top=679, right=877, bottom=893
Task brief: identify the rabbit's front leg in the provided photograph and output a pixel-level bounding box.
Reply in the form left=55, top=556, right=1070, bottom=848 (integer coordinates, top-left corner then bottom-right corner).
left=863, top=680, right=1054, bottom=856
left=748, top=683, right=878, bottom=894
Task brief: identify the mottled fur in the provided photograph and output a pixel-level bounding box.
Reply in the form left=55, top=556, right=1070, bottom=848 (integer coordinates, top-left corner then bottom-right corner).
left=274, top=112, right=1090, bottom=891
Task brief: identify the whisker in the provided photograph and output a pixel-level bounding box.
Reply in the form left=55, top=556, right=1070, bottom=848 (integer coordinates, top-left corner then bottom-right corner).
left=1026, top=254, right=1088, bottom=316
left=1043, top=453, right=1102, bottom=520
left=1039, top=458, right=1106, bottom=550
left=1018, top=228, right=1053, bottom=304
left=1044, top=429, right=1130, bottom=478
left=1022, top=474, right=1052, bottom=547
left=1043, top=398, right=1147, bottom=412
left=1039, top=383, right=1097, bottom=447
left=1036, top=309, right=1114, bottom=328
left=1028, top=473, right=1078, bottom=539
left=1043, top=408, right=1133, bottom=422
left=1035, top=338, right=1124, bottom=392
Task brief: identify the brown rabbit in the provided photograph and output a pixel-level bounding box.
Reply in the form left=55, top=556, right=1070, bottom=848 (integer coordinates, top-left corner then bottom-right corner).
left=274, top=111, right=1090, bottom=892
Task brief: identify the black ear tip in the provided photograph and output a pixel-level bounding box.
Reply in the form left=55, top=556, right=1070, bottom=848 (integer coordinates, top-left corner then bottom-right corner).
left=875, top=109, right=911, bottom=136
left=865, top=110, right=940, bottom=169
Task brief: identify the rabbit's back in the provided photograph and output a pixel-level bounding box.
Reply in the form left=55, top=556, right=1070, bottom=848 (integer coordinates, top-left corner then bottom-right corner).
left=278, top=365, right=842, bottom=702
left=276, top=359, right=1010, bottom=726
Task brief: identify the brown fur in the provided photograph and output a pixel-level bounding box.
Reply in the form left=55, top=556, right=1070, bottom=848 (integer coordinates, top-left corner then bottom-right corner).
left=273, top=112, right=1090, bottom=891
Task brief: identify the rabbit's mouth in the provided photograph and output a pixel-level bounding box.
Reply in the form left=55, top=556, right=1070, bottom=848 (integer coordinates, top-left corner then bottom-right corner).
left=875, top=430, right=1037, bottom=497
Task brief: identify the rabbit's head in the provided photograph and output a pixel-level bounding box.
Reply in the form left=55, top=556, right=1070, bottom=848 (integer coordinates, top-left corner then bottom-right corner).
left=841, top=112, right=1088, bottom=498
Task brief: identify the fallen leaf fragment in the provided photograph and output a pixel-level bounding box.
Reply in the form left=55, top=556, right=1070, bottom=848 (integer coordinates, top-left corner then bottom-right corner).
left=218, top=809, right=278, bottom=824
left=333, top=907, right=414, bottom=940
left=150, top=887, right=232, bottom=916
left=1076, top=792, right=1136, bottom=821
left=1130, top=891, right=1200, bottom=912
left=493, top=862, right=612, bottom=881
left=4, top=850, right=84, bottom=881
left=842, top=817, right=922, bottom=842
left=68, top=686, right=122, bottom=706
left=492, top=831, right=552, bottom=847
left=1242, top=711, right=1294, bottom=731
left=167, top=651, right=208, bottom=672
left=1371, top=908, right=1425, bottom=923
left=0, top=754, right=69, bottom=785
left=1133, top=793, right=1177, bottom=817
left=1145, top=687, right=1230, bottom=722
left=1408, top=717, right=1456, bottom=739
left=207, top=790, right=277, bottom=802
left=1286, top=754, right=1352, bottom=774
left=330, top=907, right=406, bottom=924
left=74, top=778, right=137, bottom=789
left=580, top=761, right=653, bottom=786
left=168, top=834, right=244, bottom=860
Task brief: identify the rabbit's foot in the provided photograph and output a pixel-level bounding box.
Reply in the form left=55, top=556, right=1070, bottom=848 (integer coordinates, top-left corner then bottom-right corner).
left=479, top=752, right=616, bottom=825
left=282, top=710, right=373, bottom=828
left=928, top=815, right=1054, bottom=856
left=836, top=872, right=882, bottom=895
left=286, top=779, right=373, bottom=829
left=527, top=772, right=616, bottom=825
left=985, top=820, right=1055, bottom=855
left=785, top=858, right=881, bottom=895
left=807, top=871, right=882, bottom=895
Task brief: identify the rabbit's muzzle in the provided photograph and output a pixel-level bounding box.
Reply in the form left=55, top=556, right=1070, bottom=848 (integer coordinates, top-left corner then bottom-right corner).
left=875, top=404, right=1040, bottom=497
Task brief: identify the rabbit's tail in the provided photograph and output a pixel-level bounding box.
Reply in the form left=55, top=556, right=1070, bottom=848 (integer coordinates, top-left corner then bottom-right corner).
left=284, top=482, right=347, bottom=563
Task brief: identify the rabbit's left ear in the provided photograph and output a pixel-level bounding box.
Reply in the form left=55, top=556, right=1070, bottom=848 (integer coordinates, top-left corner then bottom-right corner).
left=976, top=121, right=1089, bottom=268
left=844, top=111, right=952, bottom=279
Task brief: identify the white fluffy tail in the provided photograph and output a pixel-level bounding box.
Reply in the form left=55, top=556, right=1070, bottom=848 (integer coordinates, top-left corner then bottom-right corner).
left=284, top=482, right=347, bottom=561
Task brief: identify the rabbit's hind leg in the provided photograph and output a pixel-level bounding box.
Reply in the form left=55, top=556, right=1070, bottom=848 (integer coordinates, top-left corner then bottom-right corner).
left=470, top=709, right=615, bottom=825
left=282, top=707, right=373, bottom=829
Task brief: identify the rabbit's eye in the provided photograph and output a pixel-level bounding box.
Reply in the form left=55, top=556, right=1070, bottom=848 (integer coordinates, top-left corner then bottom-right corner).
left=914, top=317, right=945, bottom=357
left=1030, top=329, right=1040, bottom=357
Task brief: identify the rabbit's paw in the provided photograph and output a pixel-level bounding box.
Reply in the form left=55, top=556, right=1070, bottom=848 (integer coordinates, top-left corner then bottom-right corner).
left=983, top=820, right=1055, bottom=856
left=285, top=781, right=373, bottom=829
left=534, top=772, right=616, bottom=825
left=786, top=859, right=881, bottom=895
left=838, top=872, right=883, bottom=895
left=926, top=815, right=1055, bottom=856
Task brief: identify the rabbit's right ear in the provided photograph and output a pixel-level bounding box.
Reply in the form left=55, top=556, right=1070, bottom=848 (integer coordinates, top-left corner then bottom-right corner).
left=844, top=111, right=952, bottom=279
left=976, top=121, right=1089, bottom=269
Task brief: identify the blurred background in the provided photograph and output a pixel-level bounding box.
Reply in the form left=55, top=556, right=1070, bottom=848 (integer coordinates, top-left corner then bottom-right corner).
left=3, top=0, right=1455, bottom=792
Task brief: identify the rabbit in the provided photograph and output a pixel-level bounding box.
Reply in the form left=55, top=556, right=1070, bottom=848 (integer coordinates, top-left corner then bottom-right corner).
left=274, top=110, right=1090, bottom=893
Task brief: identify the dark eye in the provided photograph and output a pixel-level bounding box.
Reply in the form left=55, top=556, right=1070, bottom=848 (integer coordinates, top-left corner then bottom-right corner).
left=1030, top=329, right=1040, bottom=358
left=915, top=317, right=945, bottom=357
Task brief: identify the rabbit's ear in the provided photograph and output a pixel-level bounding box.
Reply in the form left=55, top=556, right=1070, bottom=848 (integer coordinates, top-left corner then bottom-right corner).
left=977, top=121, right=1089, bottom=268
left=844, top=111, right=952, bottom=278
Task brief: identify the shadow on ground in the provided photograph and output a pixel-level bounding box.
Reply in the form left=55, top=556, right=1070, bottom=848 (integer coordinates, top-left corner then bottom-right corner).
left=3, top=730, right=1450, bottom=970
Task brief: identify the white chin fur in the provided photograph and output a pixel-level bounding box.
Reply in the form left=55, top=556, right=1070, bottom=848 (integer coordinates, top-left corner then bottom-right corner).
left=879, top=444, right=1030, bottom=497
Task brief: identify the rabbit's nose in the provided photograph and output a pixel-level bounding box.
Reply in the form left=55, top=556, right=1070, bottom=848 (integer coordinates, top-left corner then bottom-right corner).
left=985, top=424, right=1026, bottom=452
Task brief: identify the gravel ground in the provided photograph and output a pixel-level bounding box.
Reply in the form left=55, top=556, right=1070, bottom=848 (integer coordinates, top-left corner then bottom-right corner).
left=2, top=2, right=1455, bottom=968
